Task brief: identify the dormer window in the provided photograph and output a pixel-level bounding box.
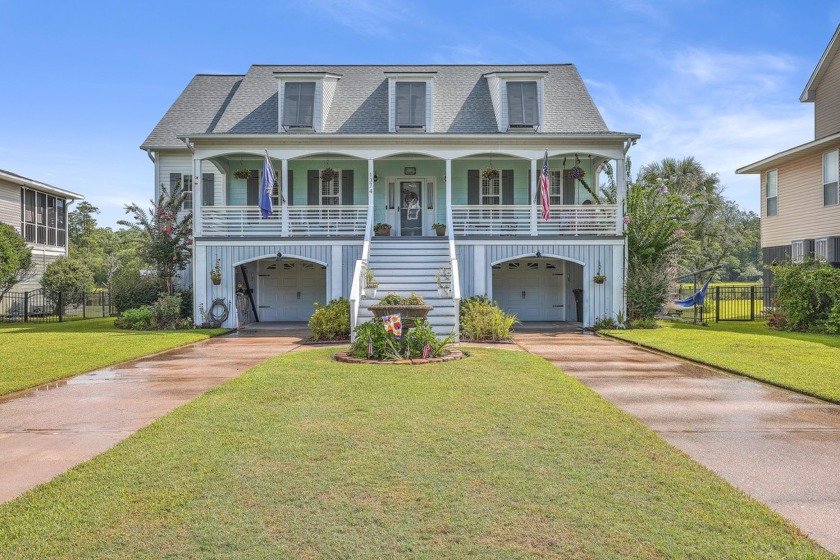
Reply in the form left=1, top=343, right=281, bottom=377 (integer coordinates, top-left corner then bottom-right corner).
left=274, top=72, right=341, bottom=133
left=395, top=82, right=426, bottom=131
left=283, top=82, right=315, bottom=130
left=385, top=71, right=435, bottom=132
left=506, top=81, right=538, bottom=129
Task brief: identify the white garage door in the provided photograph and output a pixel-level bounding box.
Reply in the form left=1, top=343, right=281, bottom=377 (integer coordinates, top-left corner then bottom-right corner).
left=492, top=260, right=566, bottom=321
left=257, top=259, right=327, bottom=322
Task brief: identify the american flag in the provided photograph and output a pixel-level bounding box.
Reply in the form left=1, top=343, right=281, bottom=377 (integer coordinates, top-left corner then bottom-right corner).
left=539, top=150, right=551, bottom=221
left=367, top=336, right=373, bottom=357
left=422, top=342, right=431, bottom=359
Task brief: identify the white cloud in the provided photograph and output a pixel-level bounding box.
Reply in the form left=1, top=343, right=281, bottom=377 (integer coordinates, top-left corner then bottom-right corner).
left=301, top=0, right=410, bottom=39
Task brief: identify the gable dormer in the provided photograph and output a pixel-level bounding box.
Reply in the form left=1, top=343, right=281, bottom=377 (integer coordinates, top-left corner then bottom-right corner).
left=274, top=72, right=341, bottom=133
left=384, top=71, right=435, bottom=133
left=484, top=71, right=547, bottom=132
left=800, top=25, right=840, bottom=140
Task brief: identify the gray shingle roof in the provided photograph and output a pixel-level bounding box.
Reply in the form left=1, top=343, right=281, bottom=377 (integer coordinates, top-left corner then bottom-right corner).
left=142, top=64, right=622, bottom=149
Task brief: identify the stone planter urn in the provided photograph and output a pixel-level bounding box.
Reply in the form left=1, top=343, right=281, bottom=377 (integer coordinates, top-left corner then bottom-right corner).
left=368, top=304, right=433, bottom=329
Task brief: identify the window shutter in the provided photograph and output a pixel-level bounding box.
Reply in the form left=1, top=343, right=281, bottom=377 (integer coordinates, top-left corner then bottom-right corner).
left=307, top=170, right=320, bottom=205
left=287, top=170, right=294, bottom=205
left=502, top=170, right=514, bottom=205
left=467, top=170, right=480, bottom=205
left=202, top=173, right=215, bottom=206
left=246, top=171, right=259, bottom=206
left=169, top=173, right=181, bottom=193
left=563, top=170, right=576, bottom=205
left=341, top=170, right=354, bottom=205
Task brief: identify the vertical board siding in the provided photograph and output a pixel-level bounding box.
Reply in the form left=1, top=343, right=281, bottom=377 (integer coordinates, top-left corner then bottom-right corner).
left=342, top=244, right=362, bottom=294
left=762, top=151, right=840, bottom=247
left=196, top=243, right=361, bottom=328
left=457, top=242, right=620, bottom=327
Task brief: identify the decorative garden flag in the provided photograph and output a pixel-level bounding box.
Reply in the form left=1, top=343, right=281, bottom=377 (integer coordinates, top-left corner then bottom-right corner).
left=367, top=336, right=373, bottom=358
left=422, top=342, right=431, bottom=359
left=540, top=149, right=551, bottom=221
left=382, top=315, right=402, bottom=340
left=259, top=150, right=275, bottom=219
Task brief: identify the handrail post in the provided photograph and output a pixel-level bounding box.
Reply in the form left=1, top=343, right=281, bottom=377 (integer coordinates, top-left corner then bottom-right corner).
left=281, top=158, right=290, bottom=237
left=530, top=159, right=538, bottom=236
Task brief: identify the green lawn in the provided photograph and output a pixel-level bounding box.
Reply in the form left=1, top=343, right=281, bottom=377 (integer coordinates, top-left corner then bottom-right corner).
left=0, top=348, right=828, bottom=558
left=604, top=321, right=840, bottom=403
left=0, top=318, right=226, bottom=396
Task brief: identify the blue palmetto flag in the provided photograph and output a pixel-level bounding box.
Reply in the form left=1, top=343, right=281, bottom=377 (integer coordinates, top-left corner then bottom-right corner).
left=259, top=150, right=275, bottom=219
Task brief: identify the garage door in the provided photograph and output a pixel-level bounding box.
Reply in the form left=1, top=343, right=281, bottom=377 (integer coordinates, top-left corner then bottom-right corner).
left=257, top=259, right=326, bottom=322
left=492, top=260, right=566, bottom=321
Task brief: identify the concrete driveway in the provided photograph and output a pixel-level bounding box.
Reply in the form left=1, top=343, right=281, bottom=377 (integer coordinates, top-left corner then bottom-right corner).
left=514, top=331, right=840, bottom=556
left=0, top=330, right=309, bottom=504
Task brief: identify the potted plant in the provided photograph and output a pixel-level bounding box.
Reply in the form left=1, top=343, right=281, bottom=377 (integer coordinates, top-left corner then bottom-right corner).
left=233, top=168, right=253, bottom=180
left=433, top=223, right=446, bottom=236
left=436, top=266, right=451, bottom=297
left=369, top=293, right=433, bottom=330
left=363, top=267, right=378, bottom=298
left=592, top=262, right=605, bottom=284
left=481, top=168, right=499, bottom=181
left=320, top=167, right=337, bottom=182
left=210, top=258, right=222, bottom=285
left=374, top=223, right=391, bottom=237
left=569, top=165, right=586, bottom=180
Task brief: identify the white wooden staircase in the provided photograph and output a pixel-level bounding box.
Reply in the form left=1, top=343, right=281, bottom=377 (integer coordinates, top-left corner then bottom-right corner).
left=357, top=238, right=458, bottom=337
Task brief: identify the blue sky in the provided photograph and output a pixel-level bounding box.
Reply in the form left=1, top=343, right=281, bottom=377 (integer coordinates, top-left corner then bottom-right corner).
left=1, top=0, right=839, bottom=228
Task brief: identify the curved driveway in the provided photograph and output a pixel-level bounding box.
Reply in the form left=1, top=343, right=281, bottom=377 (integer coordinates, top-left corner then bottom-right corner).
left=514, top=331, right=840, bottom=556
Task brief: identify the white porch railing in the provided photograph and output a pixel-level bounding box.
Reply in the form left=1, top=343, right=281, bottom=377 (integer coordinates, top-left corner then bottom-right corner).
left=536, top=205, right=619, bottom=235
left=451, top=204, right=619, bottom=236
left=200, top=205, right=368, bottom=237
left=451, top=205, right=531, bottom=236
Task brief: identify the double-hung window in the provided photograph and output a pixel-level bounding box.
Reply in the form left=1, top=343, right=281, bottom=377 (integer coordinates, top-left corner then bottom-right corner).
left=823, top=150, right=839, bottom=206
left=283, top=82, right=316, bottom=130
left=321, top=169, right=341, bottom=206
left=506, top=81, right=538, bottom=129
left=549, top=171, right=564, bottom=205
left=766, top=169, right=778, bottom=216
left=395, top=82, right=426, bottom=130
left=170, top=173, right=192, bottom=211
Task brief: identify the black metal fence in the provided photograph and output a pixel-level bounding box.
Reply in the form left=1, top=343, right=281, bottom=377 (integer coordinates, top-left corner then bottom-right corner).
left=0, top=288, right=114, bottom=323
left=670, top=285, right=777, bottom=323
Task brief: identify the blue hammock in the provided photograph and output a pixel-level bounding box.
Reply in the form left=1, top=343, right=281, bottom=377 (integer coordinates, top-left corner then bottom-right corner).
left=673, top=279, right=711, bottom=307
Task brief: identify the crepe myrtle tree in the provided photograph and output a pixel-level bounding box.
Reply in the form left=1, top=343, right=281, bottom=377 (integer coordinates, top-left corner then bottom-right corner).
left=0, top=222, right=33, bottom=298
left=118, top=181, right=192, bottom=295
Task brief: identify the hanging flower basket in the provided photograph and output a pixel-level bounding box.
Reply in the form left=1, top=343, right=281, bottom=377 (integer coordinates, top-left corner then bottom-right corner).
left=570, top=166, right=586, bottom=180
left=233, top=168, right=253, bottom=180
left=320, top=167, right=337, bottom=182
left=481, top=168, right=500, bottom=181
left=593, top=275, right=606, bottom=285
left=210, top=258, right=222, bottom=285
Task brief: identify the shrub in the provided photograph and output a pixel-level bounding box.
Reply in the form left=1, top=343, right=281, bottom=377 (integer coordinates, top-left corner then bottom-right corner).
left=112, top=269, right=162, bottom=313
left=349, top=319, right=453, bottom=360
left=625, top=261, right=672, bottom=321
left=377, top=293, right=425, bottom=305
left=41, top=257, right=94, bottom=305
left=309, top=298, right=351, bottom=341
left=152, top=293, right=184, bottom=329
left=628, top=318, right=658, bottom=329
left=592, top=315, right=618, bottom=331
left=459, top=295, right=517, bottom=341
left=0, top=222, right=33, bottom=297
left=115, top=307, right=155, bottom=330
left=770, top=259, right=840, bottom=333
left=178, top=288, right=193, bottom=321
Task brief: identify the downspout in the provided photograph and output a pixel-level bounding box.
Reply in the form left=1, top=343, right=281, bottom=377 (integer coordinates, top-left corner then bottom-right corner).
left=183, top=137, right=195, bottom=154
left=145, top=149, right=156, bottom=163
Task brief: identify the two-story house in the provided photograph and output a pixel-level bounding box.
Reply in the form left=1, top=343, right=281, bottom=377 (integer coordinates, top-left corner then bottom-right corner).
left=142, top=65, right=638, bottom=332
left=0, top=168, right=83, bottom=292
left=737, top=25, right=840, bottom=284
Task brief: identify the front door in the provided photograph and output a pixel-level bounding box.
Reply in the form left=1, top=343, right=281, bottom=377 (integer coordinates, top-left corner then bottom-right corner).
left=399, top=181, right=423, bottom=236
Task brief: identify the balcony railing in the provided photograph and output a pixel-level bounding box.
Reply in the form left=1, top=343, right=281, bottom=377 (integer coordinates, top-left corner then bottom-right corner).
left=200, top=205, right=368, bottom=237
left=452, top=204, right=619, bottom=236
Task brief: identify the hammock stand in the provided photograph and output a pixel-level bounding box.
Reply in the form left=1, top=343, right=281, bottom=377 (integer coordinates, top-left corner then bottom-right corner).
left=664, top=265, right=723, bottom=325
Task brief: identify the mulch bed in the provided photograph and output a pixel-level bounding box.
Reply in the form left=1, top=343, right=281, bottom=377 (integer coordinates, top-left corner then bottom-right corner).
left=333, top=349, right=466, bottom=365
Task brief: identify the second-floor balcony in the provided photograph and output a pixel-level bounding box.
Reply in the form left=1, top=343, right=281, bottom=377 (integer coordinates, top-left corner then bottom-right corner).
left=199, top=205, right=369, bottom=237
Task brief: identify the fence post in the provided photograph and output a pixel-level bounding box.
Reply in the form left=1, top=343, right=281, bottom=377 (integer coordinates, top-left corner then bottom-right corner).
left=100, top=291, right=105, bottom=318
left=82, top=291, right=86, bottom=319
left=715, top=286, right=720, bottom=323
left=23, top=291, right=29, bottom=322
left=58, top=292, right=64, bottom=322
left=750, top=286, right=755, bottom=321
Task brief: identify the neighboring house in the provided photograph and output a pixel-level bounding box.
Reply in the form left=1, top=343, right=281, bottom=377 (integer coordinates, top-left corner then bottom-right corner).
left=0, top=168, right=83, bottom=292
left=142, top=65, right=638, bottom=331
left=737, top=25, right=840, bottom=285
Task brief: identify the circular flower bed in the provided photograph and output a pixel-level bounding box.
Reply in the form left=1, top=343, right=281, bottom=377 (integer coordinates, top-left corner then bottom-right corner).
left=334, top=349, right=465, bottom=365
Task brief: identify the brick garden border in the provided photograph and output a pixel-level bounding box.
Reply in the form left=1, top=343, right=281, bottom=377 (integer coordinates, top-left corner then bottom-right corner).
left=333, top=349, right=466, bottom=365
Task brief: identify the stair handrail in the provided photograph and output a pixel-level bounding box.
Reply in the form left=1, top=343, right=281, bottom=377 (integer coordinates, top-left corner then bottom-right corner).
left=349, top=259, right=365, bottom=341
left=447, top=215, right=461, bottom=338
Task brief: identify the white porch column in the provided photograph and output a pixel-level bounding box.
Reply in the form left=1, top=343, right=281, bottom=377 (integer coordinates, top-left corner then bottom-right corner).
left=368, top=159, right=375, bottom=230
left=445, top=159, right=452, bottom=232
left=530, top=158, right=538, bottom=236
left=191, top=154, right=201, bottom=323
left=615, top=157, right=627, bottom=235
left=281, top=158, right=289, bottom=237
left=331, top=245, right=343, bottom=300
